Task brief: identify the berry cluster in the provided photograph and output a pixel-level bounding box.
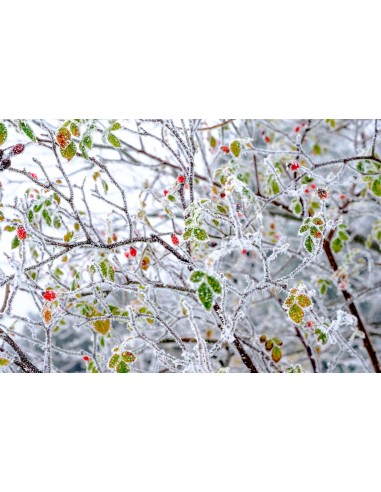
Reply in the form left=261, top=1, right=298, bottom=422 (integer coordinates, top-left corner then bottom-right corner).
left=43, top=290, right=57, bottom=302
left=17, top=226, right=28, bottom=240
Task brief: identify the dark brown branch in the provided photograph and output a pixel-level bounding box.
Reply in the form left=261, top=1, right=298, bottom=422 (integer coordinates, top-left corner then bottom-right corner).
left=323, top=230, right=381, bottom=373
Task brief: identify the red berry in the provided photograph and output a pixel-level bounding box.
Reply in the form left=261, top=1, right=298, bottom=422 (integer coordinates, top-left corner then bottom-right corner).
left=288, top=161, right=300, bottom=171
left=28, top=172, right=38, bottom=179
left=171, top=233, right=179, bottom=246
left=306, top=321, right=314, bottom=328
left=264, top=136, right=271, bottom=143
left=310, top=183, right=316, bottom=190
left=220, top=192, right=226, bottom=198
left=177, top=175, right=185, bottom=184
left=83, top=356, right=90, bottom=362
left=13, top=144, right=25, bottom=155
left=43, top=290, right=57, bottom=302
left=124, top=252, right=130, bottom=258
left=304, top=188, right=310, bottom=194
left=241, top=249, right=247, bottom=255
left=294, top=126, right=300, bottom=133
left=220, top=145, right=230, bottom=154
left=130, top=247, right=137, bottom=257
left=340, top=194, right=345, bottom=200
left=17, top=226, right=27, bottom=240
left=163, top=190, right=169, bottom=196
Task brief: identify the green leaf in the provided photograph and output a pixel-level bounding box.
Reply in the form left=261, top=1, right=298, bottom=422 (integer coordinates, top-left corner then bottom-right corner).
left=371, top=178, right=381, bottom=197
left=108, top=305, right=121, bottom=315
left=338, top=230, right=349, bottom=241
left=99, top=260, right=115, bottom=282
left=298, top=224, right=309, bottom=234
left=271, top=346, right=282, bottom=363
left=189, top=270, right=205, bottom=283
left=198, top=282, right=213, bottom=310
left=108, top=354, right=120, bottom=369
left=19, top=121, right=36, bottom=142
left=217, top=204, right=228, bottom=214
left=42, top=209, right=52, bottom=226
left=0, top=122, right=7, bottom=146
left=79, top=140, right=89, bottom=159
left=289, top=303, right=304, bottom=324
left=83, top=135, right=93, bottom=149
left=304, top=235, right=314, bottom=254
left=60, top=141, right=77, bottom=161
left=70, top=122, right=80, bottom=137
left=206, top=275, right=222, bottom=294
left=0, top=357, right=10, bottom=366
left=332, top=237, right=343, bottom=253
left=93, top=317, right=111, bottom=335
left=193, top=228, right=208, bottom=241
left=101, top=179, right=109, bottom=194
left=312, top=143, right=321, bottom=155
left=64, top=230, right=74, bottom=242
left=116, top=360, right=130, bottom=373
left=121, top=351, right=136, bottom=363
left=293, top=202, right=302, bottom=216
left=230, top=140, right=241, bottom=158
left=108, top=133, right=121, bottom=148
left=271, top=179, right=280, bottom=195
left=27, top=210, right=34, bottom=223
left=11, top=235, right=20, bottom=249
left=296, top=294, right=312, bottom=308
left=111, top=122, right=121, bottom=131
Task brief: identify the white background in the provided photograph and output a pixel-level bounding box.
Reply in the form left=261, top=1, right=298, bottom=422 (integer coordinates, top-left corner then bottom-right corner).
left=1, top=1, right=381, bottom=491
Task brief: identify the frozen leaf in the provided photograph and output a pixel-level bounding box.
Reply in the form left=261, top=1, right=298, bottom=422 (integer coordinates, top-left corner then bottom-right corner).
left=121, top=351, right=136, bottom=363
left=230, top=140, right=241, bottom=158
left=0, top=122, right=7, bottom=146
left=93, top=318, right=111, bottom=335
left=289, top=304, right=304, bottom=324
left=0, top=358, right=10, bottom=366
left=63, top=231, right=74, bottom=242
left=193, top=228, right=208, bottom=241
left=108, top=354, right=120, bottom=369
left=116, top=360, right=130, bottom=373
left=304, top=235, right=314, bottom=254
left=206, top=275, right=222, bottom=294
left=108, top=133, right=121, bottom=148
left=111, top=122, right=121, bottom=131
left=42, top=209, right=52, bottom=226
left=198, top=282, right=213, bottom=310
left=296, top=294, right=311, bottom=308
left=70, top=122, right=80, bottom=137
left=271, top=346, right=282, bottom=363
left=60, top=141, right=77, bottom=161
left=19, top=121, right=36, bottom=142
left=56, top=127, right=72, bottom=148
left=189, top=270, right=204, bottom=283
